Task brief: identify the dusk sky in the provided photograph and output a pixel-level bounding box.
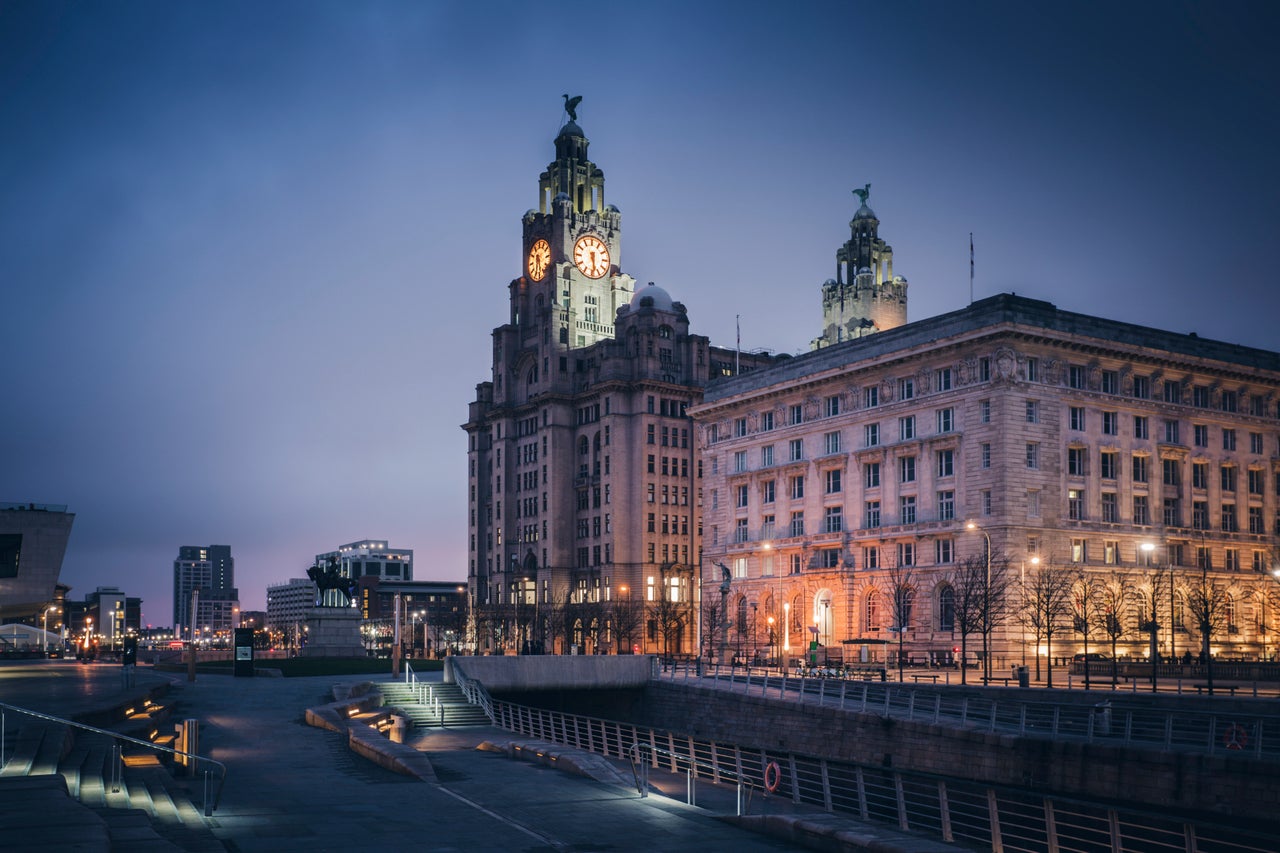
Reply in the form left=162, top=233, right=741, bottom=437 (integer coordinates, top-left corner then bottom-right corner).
left=3, top=2, right=1277, bottom=623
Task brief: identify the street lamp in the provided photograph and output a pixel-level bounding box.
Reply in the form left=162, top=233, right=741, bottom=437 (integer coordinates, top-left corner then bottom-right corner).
left=767, top=615, right=776, bottom=666
left=1141, top=542, right=1160, bottom=692
left=42, top=605, right=58, bottom=656
left=966, top=521, right=993, bottom=680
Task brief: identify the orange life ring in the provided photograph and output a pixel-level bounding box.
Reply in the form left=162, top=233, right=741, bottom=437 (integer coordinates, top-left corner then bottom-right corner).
left=763, top=760, right=781, bottom=792
left=1223, top=723, right=1248, bottom=750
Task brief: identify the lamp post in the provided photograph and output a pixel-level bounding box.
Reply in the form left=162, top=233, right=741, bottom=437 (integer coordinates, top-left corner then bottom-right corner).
left=767, top=615, right=776, bottom=667
left=1141, top=542, right=1160, bottom=692
left=966, top=521, right=993, bottom=681
left=42, top=605, right=58, bottom=656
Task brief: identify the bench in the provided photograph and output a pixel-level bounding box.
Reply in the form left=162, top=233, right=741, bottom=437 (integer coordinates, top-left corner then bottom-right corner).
left=1191, top=684, right=1238, bottom=696
left=981, top=676, right=1015, bottom=686
left=910, top=674, right=940, bottom=683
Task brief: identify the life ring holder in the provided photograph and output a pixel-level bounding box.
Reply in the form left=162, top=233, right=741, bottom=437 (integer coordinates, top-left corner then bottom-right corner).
left=763, top=760, right=781, bottom=793
left=1223, top=723, right=1248, bottom=751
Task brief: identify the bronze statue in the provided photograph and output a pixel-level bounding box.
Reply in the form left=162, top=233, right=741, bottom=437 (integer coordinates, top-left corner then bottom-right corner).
left=853, top=183, right=871, bottom=205
left=306, top=559, right=357, bottom=607
left=563, top=93, right=582, bottom=122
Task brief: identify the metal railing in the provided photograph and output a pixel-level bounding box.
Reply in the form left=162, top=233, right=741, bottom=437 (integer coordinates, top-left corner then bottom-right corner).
left=657, top=664, right=1280, bottom=761
left=404, top=663, right=443, bottom=720
left=449, top=661, right=494, bottom=720
left=484, top=694, right=1275, bottom=853
left=0, top=701, right=227, bottom=816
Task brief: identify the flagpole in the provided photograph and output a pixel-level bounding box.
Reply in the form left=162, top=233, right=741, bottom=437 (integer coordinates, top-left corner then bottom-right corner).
left=969, top=232, right=974, bottom=304
left=735, top=314, right=741, bottom=374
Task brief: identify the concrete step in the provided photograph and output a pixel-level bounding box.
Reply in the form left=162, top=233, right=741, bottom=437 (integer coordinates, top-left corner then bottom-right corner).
left=0, top=775, right=112, bottom=852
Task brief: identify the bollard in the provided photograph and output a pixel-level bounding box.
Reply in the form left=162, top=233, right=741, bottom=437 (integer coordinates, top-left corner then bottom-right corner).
left=181, top=719, right=199, bottom=776
left=390, top=715, right=407, bottom=744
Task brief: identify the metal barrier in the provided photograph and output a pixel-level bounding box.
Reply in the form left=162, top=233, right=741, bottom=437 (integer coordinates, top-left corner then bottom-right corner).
left=483, top=693, right=1275, bottom=852
left=0, top=701, right=227, bottom=816
left=404, top=663, right=443, bottom=720
left=657, top=664, right=1280, bottom=761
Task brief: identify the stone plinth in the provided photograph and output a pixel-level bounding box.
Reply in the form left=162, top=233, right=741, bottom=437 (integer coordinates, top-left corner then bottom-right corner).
left=301, top=607, right=366, bottom=658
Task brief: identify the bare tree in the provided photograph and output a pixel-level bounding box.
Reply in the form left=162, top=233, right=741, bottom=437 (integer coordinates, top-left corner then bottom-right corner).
left=1256, top=577, right=1280, bottom=662
left=1071, top=568, right=1103, bottom=689
left=950, top=556, right=986, bottom=684
left=979, top=553, right=1014, bottom=681
left=886, top=561, right=914, bottom=682
left=1095, top=570, right=1138, bottom=687
left=1023, top=557, right=1074, bottom=687
left=1134, top=565, right=1170, bottom=691
left=613, top=593, right=644, bottom=655
left=1185, top=565, right=1233, bottom=695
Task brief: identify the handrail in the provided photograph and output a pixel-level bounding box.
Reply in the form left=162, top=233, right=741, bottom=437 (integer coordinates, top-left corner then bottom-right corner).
left=628, top=739, right=758, bottom=814
left=0, top=700, right=227, bottom=815
left=448, top=660, right=494, bottom=720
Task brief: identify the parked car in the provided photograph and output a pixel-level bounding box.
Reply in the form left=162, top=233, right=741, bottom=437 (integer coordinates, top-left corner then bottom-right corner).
left=1073, top=653, right=1109, bottom=662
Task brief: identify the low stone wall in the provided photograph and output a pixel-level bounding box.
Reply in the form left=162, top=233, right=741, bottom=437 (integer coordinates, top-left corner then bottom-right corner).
left=636, top=682, right=1280, bottom=822
left=447, top=655, right=655, bottom=692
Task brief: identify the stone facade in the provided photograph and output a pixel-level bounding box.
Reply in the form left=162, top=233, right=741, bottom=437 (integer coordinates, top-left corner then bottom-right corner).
left=694, top=294, right=1280, bottom=669
left=464, top=109, right=774, bottom=656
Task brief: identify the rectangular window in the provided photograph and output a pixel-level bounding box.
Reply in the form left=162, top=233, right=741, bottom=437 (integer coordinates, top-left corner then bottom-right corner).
left=900, top=495, right=917, bottom=524
left=1163, top=498, right=1179, bottom=527
left=863, top=386, right=879, bottom=408
left=1026, top=358, right=1039, bottom=382
left=824, top=469, right=842, bottom=493
left=790, top=404, right=804, bottom=425
left=1162, top=458, right=1180, bottom=486
left=1193, top=424, right=1209, bottom=447
left=789, top=438, right=804, bottom=461
left=1223, top=428, right=1237, bottom=451
left=1225, top=548, right=1239, bottom=571
left=762, top=480, right=776, bottom=503
left=1026, top=443, right=1039, bottom=469
left=1101, top=370, right=1118, bottom=395
left=899, top=415, right=915, bottom=441
left=1221, top=465, right=1237, bottom=492
left=865, top=501, right=881, bottom=528
left=937, top=407, right=954, bottom=433
left=1101, top=492, right=1118, bottom=523
left=1134, top=415, right=1149, bottom=439
left=734, top=518, right=749, bottom=543
left=1100, top=450, right=1118, bottom=479
left=1069, top=365, right=1086, bottom=389
left=980, top=399, right=991, bottom=423
left=981, top=443, right=991, bottom=468
left=937, top=490, right=955, bottom=521
left=1193, top=385, right=1210, bottom=408
left=1028, top=490, right=1041, bottom=518
left=1133, top=455, right=1149, bottom=483
left=1249, top=468, right=1265, bottom=495
left=733, top=450, right=747, bottom=473
left=824, top=431, right=841, bottom=455
left=1025, top=400, right=1039, bottom=424
left=1133, top=376, right=1149, bottom=399
left=789, top=511, right=805, bottom=537
left=1068, top=447, right=1086, bottom=476
left=1222, top=503, right=1238, bottom=532
left=936, top=538, right=954, bottom=564
left=1193, top=461, right=1208, bottom=489
left=897, top=542, right=915, bottom=567
left=1102, top=411, right=1118, bottom=435
left=936, top=449, right=954, bottom=478
left=790, top=475, right=805, bottom=500
left=935, top=367, right=952, bottom=391
left=1249, top=506, right=1265, bottom=534
left=982, top=490, right=992, bottom=516
left=1193, top=500, right=1209, bottom=530
left=1069, top=489, right=1085, bottom=520
left=736, top=484, right=749, bottom=508
left=1251, top=432, right=1264, bottom=454
left=825, top=395, right=841, bottom=417
left=898, top=377, right=915, bottom=400
left=823, top=505, right=843, bottom=533
left=1072, top=539, right=1087, bottom=563
left=761, top=445, right=774, bottom=467
left=979, top=357, right=991, bottom=381
left=864, top=462, right=881, bottom=488
left=900, top=455, right=916, bottom=483
left=1133, top=495, right=1150, bottom=525
left=864, top=423, right=880, bottom=447
left=1070, top=406, right=1085, bottom=431
left=1163, top=419, right=1180, bottom=444
left=1163, top=380, right=1180, bottom=403
left=863, top=546, right=879, bottom=570
left=734, top=417, right=747, bottom=438
left=1104, top=541, right=1119, bottom=565
left=818, top=549, right=841, bottom=569
left=761, top=411, right=774, bottom=431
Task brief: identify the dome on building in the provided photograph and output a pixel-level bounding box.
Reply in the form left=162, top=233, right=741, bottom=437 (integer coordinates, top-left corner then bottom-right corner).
left=630, top=283, right=675, bottom=312
left=853, top=202, right=877, bottom=220
left=557, top=120, right=584, bottom=140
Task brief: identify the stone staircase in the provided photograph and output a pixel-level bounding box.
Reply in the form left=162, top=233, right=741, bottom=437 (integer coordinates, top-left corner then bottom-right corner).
left=380, top=680, right=491, bottom=728
left=0, top=704, right=224, bottom=851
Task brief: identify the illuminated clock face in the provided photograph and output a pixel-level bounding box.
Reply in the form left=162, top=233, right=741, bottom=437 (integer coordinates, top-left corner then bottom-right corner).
left=527, top=239, right=551, bottom=281
left=573, top=234, right=611, bottom=279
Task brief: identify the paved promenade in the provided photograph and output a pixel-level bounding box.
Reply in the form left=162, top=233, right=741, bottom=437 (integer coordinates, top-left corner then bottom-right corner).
left=0, top=661, right=809, bottom=852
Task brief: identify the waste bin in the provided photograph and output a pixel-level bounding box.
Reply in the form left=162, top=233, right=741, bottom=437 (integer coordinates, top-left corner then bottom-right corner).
left=1093, top=701, right=1111, bottom=736
left=1016, top=665, right=1029, bottom=688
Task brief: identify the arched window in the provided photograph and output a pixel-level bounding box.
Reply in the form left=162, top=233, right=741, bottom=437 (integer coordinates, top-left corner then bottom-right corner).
left=579, top=436, right=589, bottom=456
left=1225, top=595, right=1236, bottom=632
left=865, top=589, right=880, bottom=632
left=896, top=587, right=914, bottom=630
left=659, top=325, right=673, bottom=339
left=736, top=596, right=748, bottom=634
left=938, top=586, right=955, bottom=631
left=791, top=594, right=802, bottom=633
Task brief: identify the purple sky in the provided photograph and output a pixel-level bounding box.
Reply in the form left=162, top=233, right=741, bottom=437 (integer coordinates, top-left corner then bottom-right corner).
left=3, top=2, right=1277, bottom=624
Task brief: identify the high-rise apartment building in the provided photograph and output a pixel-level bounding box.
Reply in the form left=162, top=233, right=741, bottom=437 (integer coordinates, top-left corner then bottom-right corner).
left=173, top=544, right=237, bottom=637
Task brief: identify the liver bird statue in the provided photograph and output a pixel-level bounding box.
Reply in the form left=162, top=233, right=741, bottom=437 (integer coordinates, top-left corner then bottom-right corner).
left=563, top=93, right=582, bottom=122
